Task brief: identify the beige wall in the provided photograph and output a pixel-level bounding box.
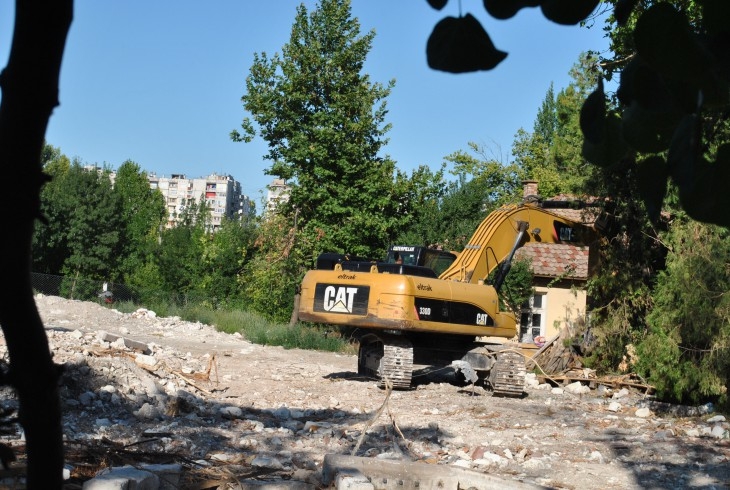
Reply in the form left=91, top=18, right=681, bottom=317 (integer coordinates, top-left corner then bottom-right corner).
left=538, top=285, right=587, bottom=339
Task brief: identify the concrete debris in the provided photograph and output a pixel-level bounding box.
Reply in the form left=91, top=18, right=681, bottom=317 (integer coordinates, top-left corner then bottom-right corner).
left=450, top=360, right=478, bottom=384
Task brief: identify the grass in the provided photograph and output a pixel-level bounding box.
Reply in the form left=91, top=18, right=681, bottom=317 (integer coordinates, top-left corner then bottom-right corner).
left=110, top=299, right=357, bottom=354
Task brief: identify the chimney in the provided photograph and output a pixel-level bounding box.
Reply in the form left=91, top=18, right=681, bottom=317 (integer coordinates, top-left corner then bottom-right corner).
left=522, top=180, right=538, bottom=198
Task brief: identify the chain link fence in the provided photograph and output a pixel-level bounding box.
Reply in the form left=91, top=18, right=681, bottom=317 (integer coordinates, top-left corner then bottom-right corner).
left=30, top=272, right=211, bottom=307
left=31, top=272, right=137, bottom=303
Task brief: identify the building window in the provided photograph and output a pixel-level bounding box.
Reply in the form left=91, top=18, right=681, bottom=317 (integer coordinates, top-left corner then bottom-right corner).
left=520, top=293, right=546, bottom=342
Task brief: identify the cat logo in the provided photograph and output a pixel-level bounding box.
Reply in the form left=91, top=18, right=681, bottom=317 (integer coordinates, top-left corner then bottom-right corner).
left=314, top=284, right=369, bottom=315
left=324, top=286, right=358, bottom=313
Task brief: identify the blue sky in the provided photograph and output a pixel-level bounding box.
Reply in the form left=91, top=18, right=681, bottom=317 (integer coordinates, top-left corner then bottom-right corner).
left=0, top=1, right=611, bottom=208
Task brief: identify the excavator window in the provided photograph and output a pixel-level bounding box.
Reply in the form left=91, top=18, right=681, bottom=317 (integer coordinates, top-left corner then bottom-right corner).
left=421, top=249, right=457, bottom=276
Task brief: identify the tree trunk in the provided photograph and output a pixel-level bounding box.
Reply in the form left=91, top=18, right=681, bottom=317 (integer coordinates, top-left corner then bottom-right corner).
left=290, top=292, right=301, bottom=326
left=0, top=1, right=73, bottom=488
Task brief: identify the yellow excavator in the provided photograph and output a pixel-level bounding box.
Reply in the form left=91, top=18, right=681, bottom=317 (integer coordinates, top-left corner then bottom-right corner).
left=297, top=197, right=602, bottom=395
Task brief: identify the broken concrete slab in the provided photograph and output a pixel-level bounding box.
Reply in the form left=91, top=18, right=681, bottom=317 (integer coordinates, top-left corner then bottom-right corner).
left=97, top=330, right=151, bottom=354
left=322, top=454, right=544, bottom=490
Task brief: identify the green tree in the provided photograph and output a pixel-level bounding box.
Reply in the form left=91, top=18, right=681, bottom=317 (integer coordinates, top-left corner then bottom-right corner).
left=155, top=199, right=208, bottom=299
left=33, top=144, right=72, bottom=274
left=534, top=82, right=557, bottom=146
left=391, top=164, right=447, bottom=247
left=233, top=0, right=397, bottom=257
left=513, top=53, right=599, bottom=197
left=34, top=156, right=126, bottom=291
left=635, top=218, right=730, bottom=409
left=232, top=0, right=399, bottom=318
left=195, top=215, right=258, bottom=308
left=240, top=212, right=304, bottom=322
left=113, top=160, right=166, bottom=286
left=434, top=143, right=521, bottom=249
left=61, top=163, right=124, bottom=299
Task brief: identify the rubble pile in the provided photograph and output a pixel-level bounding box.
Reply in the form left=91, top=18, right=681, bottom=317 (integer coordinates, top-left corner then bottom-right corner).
left=0, top=295, right=725, bottom=489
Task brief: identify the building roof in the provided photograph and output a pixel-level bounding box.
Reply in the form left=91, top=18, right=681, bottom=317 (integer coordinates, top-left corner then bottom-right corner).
left=542, top=195, right=604, bottom=226
left=515, top=243, right=589, bottom=280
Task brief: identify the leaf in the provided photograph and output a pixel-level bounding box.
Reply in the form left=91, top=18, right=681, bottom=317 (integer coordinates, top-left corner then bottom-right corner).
left=614, top=0, right=639, bottom=26
left=615, top=57, right=639, bottom=106
left=426, top=0, right=449, bottom=10
left=665, top=113, right=730, bottom=226
left=581, top=80, right=630, bottom=168
left=636, top=156, right=668, bottom=223
left=482, top=0, right=541, bottom=20
left=633, top=3, right=722, bottom=104
left=621, top=101, right=679, bottom=154
left=700, top=0, right=730, bottom=37
left=617, top=57, right=697, bottom=114
left=580, top=80, right=605, bottom=145
left=582, top=112, right=628, bottom=168
left=677, top=147, right=730, bottom=227
left=427, top=14, right=507, bottom=73
left=540, top=0, right=600, bottom=26
left=667, top=113, right=701, bottom=191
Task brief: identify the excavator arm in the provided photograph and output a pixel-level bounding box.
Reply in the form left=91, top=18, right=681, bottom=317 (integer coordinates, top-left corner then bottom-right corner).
left=438, top=201, right=595, bottom=285
left=491, top=220, right=529, bottom=293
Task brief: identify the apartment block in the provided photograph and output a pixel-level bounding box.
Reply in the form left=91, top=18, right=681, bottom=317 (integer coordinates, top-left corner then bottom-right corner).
left=265, top=178, right=291, bottom=214
left=148, top=173, right=254, bottom=231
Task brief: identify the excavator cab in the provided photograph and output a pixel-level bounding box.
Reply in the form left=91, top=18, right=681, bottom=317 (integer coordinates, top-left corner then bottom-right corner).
left=385, top=246, right=457, bottom=276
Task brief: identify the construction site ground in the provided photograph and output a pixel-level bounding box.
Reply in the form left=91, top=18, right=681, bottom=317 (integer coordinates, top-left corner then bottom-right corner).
left=0, top=295, right=727, bottom=489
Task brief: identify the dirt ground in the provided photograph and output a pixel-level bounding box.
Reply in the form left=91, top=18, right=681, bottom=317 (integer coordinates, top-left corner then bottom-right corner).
left=1, top=295, right=727, bottom=489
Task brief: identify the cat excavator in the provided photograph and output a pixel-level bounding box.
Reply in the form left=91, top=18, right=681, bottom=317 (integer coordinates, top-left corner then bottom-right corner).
left=297, top=197, right=602, bottom=395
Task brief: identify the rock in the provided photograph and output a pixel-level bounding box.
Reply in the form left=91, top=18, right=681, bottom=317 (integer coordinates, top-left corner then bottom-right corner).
left=588, top=451, right=604, bottom=463
left=251, top=455, right=285, bottom=470
left=613, top=388, right=630, bottom=399
left=271, top=407, right=292, bottom=419
left=79, top=391, right=95, bottom=407
left=134, top=402, right=161, bottom=420
left=135, top=354, right=157, bottom=368
left=565, top=381, right=590, bottom=395
left=707, top=415, right=726, bottom=423
left=654, top=430, right=674, bottom=440
left=220, top=405, right=244, bottom=419
left=452, top=459, right=471, bottom=468
left=635, top=407, right=652, bottom=418
left=608, top=402, right=622, bottom=412
left=83, top=465, right=159, bottom=490
left=210, top=453, right=238, bottom=462
left=473, top=452, right=508, bottom=468
left=522, top=458, right=547, bottom=471
left=710, top=425, right=727, bottom=439
left=685, top=428, right=700, bottom=438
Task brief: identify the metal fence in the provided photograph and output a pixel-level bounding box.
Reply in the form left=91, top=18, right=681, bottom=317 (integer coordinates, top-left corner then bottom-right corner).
left=31, top=272, right=137, bottom=303
left=31, top=272, right=219, bottom=308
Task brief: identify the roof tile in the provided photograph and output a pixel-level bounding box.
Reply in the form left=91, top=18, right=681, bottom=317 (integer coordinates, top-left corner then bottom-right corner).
left=515, top=243, right=589, bottom=279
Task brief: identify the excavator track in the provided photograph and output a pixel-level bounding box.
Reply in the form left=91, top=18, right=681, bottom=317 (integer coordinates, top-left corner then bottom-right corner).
left=490, top=350, right=526, bottom=397
left=358, top=334, right=414, bottom=390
